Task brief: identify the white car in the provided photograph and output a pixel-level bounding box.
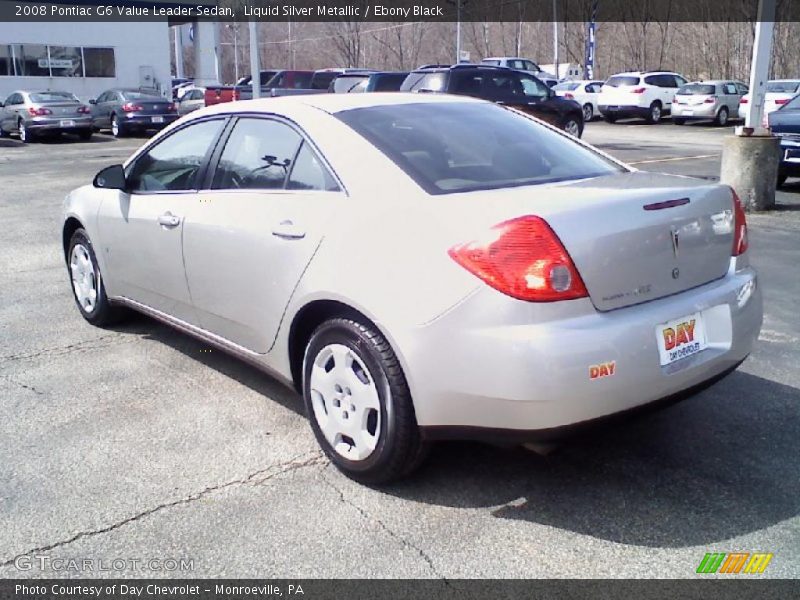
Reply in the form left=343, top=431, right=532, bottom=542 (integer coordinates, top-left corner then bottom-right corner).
left=481, top=56, right=557, bottom=81
left=598, top=71, right=688, bottom=124
left=553, top=80, right=604, bottom=121
left=738, top=79, right=800, bottom=120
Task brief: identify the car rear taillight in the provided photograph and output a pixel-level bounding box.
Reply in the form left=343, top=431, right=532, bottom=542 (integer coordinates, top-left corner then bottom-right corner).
left=28, top=107, right=52, bottom=116
left=740, top=97, right=749, bottom=104
left=775, top=98, right=789, bottom=106
left=232, top=89, right=241, bottom=101
left=448, top=215, right=588, bottom=302
left=167, top=103, right=177, bottom=112
left=121, top=102, right=142, bottom=112
left=564, top=93, right=574, bottom=99
left=730, top=188, right=748, bottom=256
left=704, top=96, right=717, bottom=103
left=631, top=87, right=646, bottom=94
left=77, top=105, right=91, bottom=114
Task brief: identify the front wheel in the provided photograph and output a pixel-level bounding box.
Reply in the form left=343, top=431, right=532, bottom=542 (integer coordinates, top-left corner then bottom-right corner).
left=303, top=318, right=428, bottom=484
left=18, top=119, right=34, bottom=143
left=582, top=103, right=594, bottom=121
left=646, top=102, right=662, bottom=124
left=67, top=228, right=129, bottom=327
left=110, top=114, right=125, bottom=138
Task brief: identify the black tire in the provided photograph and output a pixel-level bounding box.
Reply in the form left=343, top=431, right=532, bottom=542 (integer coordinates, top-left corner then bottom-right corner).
left=78, top=130, right=93, bottom=141
left=582, top=103, right=593, bottom=121
left=715, top=107, right=729, bottom=127
left=562, top=116, right=583, bottom=138
left=646, top=102, right=662, bottom=124
left=673, top=118, right=686, bottom=125
left=66, top=228, right=129, bottom=327
left=303, top=318, right=428, bottom=484
left=604, top=114, right=617, bottom=123
left=777, top=172, right=788, bottom=188
left=110, top=114, right=126, bottom=138
left=18, top=119, right=34, bottom=143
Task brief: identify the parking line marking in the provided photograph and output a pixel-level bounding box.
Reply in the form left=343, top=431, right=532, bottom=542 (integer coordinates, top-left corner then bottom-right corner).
left=629, top=154, right=719, bottom=165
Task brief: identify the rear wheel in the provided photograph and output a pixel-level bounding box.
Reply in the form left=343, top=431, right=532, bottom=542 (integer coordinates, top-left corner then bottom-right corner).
left=715, top=107, right=729, bottom=127
left=582, top=103, right=594, bottom=121
left=110, top=114, right=125, bottom=138
left=563, top=117, right=583, bottom=138
left=646, top=102, right=662, bottom=124
left=18, top=119, right=33, bottom=143
left=67, top=228, right=129, bottom=327
left=303, top=318, right=428, bottom=484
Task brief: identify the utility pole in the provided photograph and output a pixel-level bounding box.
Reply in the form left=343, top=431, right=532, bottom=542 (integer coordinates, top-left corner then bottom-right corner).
left=552, top=0, right=559, bottom=80
left=249, top=20, right=261, bottom=99
left=456, top=0, right=462, bottom=63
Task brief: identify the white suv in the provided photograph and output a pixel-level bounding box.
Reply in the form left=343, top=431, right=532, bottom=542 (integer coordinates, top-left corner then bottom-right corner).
left=598, top=71, right=688, bottom=124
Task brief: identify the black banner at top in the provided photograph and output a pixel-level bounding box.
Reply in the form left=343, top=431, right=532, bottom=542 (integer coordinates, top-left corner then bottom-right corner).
left=2, top=0, right=800, bottom=22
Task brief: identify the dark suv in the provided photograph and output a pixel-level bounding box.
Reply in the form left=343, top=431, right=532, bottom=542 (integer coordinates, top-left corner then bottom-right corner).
left=400, top=65, right=584, bottom=137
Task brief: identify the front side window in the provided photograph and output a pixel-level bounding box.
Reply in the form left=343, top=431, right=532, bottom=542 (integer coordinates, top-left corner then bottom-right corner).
left=519, top=74, right=550, bottom=98
left=126, top=119, right=224, bottom=192
left=212, top=118, right=301, bottom=190
left=337, top=102, right=623, bottom=195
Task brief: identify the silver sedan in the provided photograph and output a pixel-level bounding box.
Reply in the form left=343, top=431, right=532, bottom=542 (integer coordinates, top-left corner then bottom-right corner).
left=0, top=90, right=93, bottom=142
left=61, top=94, right=762, bottom=483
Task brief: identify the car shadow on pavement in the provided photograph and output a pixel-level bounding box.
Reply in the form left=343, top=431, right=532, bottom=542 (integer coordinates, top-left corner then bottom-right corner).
left=108, top=316, right=306, bottom=418
left=391, top=370, right=800, bottom=548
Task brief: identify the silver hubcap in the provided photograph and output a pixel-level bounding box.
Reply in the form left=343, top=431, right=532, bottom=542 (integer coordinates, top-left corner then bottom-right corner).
left=652, top=105, right=661, bottom=121
left=719, top=110, right=728, bottom=125
left=583, top=105, right=592, bottom=121
left=309, top=343, right=381, bottom=461
left=565, top=120, right=580, bottom=137
left=70, top=244, right=98, bottom=312
left=111, top=117, right=118, bottom=136
left=19, top=121, right=26, bottom=141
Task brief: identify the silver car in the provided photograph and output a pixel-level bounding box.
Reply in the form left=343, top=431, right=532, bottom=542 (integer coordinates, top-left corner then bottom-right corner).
left=0, top=90, right=93, bottom=142
left=176, top=87, right=206, bottom=115
left=672, top=80, right=748, bottom=126
left=61, top=94, right=762, bottom=483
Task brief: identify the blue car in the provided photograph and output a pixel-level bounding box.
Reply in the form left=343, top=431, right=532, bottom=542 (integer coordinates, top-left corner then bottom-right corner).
left=769, top=93, right=800, bottom=187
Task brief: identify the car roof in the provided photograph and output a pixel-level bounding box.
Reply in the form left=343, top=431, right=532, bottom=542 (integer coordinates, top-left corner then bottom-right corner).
left=199, top=92, right=483, bottom=117
left=609, top=71, right=680, bottom=76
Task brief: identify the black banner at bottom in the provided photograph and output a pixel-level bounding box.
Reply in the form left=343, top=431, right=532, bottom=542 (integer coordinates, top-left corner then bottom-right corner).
left=1, top=579, right=799, bottom=600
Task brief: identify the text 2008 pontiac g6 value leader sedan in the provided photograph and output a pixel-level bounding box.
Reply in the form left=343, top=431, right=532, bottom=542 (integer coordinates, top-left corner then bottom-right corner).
left=62, top=94, right=762, bottom=483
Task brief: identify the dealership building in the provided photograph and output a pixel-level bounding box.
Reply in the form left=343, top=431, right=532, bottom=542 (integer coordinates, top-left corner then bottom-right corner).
left=0, top=22, right=172, bottom=102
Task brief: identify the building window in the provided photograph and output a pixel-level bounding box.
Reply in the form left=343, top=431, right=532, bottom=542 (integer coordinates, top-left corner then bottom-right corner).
left=0, top=44, right=115, bottom=77
left=83, top=47, right=115, bottom=77
left=48, top=46, right=83, bottom=77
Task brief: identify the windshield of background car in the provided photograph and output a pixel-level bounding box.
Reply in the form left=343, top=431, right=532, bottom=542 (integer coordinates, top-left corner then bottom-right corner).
left=336, top=102, right=623, bottom=195
left=605, top=76, right=640, bottom=87
left=30, top=92, right=78, bottom=102
left=678, top=84, right=716, bottom=95
left=400, top=72, right=447, bottom=92
left=333, top=76, right=369, bottom=93
left=122, top=91, right=162, bottom=101
left=554, top=82, right=580, bottom=91
left=767, top=81, right=800, bottom=94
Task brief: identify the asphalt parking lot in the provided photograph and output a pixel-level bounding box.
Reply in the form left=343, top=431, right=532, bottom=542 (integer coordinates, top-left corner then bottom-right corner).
left=1, top=119, right=799, bottom=579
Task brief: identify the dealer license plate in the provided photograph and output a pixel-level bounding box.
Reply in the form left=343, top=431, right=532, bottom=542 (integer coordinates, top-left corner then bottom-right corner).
left=656, top=312, right=708, bottom=366
left=59, top=119, right=75, bottom=127
left=152, top=116, right=164, bottom=123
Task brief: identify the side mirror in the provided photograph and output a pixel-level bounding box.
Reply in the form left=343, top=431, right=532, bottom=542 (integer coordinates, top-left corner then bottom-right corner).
left=88, top=98, right=97, bottom=105
left=93, top=164, right=127, bottom=191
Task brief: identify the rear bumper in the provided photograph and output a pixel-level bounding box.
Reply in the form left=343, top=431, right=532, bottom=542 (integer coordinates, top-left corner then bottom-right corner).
left=671, top=104, right=719, bottom=119
left=121, top=113, right=179, bottom=129
left=27, top=116, right=93, bottom=131
left=399, top=261, right=762, bottom=434
left=598, top=104, right=650, bottom=119
left=779, top=138, right=800, bottom=176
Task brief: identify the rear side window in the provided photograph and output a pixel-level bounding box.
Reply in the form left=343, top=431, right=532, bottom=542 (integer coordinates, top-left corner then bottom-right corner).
left=127, top=119, right=225, bottom=192
left=554, top=82, right=580, bottom=91
left=287, top=142, right=339, bottom=191
left=401, top=72, right=447, bottom=92
left=337, top=102, right=622, bottom=195
left=311, top=72, right=337, bottom=89
left=212, top=118, right=301, bottom=190
left=606, top=76, right=640, bottom=87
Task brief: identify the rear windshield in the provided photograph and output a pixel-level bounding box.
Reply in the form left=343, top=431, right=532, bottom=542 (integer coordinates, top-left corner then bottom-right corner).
left=332, top=75, right=369, bottom=93
left=29, top=91, right=78, bottom=103
left=401, top=72, right=447, bottom=92
left=767, top=81, right=800, bottom=94
left=554, top=82, right=580, bottom=91
left=677, top=84, right=715, bottom=95
left=122, top=91, right=163, bottom=101
left=372, top=73, right=409, bottom=92
left=336, top=102, right=622, bottom=195
left=605, top=76, right=640, bottom=87
left=481, top=59, right=501, bottom=66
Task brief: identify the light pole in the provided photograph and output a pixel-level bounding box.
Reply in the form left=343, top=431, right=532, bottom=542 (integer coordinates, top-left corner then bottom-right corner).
left=226, top=23, right=240, bottom=83
left=249, top=20, right=260, bottom=99
left=552, top=0, right=559, bottom=80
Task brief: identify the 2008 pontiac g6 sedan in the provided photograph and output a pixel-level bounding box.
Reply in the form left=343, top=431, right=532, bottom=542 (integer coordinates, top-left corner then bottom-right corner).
left=62, top=93, right=762, bottom=483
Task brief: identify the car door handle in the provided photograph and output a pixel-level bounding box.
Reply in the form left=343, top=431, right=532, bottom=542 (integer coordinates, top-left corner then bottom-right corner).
left=272, top=220, right=305, bottom=240
left=157, top=212, right=181, bottom=228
